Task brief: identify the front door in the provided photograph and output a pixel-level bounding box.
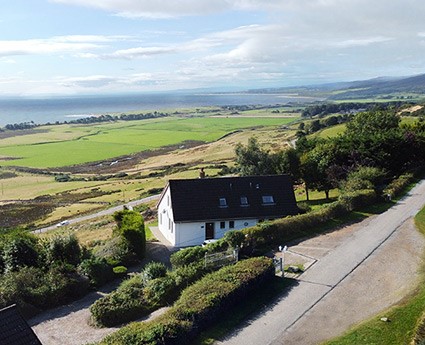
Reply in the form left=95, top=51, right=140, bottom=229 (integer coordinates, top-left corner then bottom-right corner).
left=205, top=222, right=215, bottom=240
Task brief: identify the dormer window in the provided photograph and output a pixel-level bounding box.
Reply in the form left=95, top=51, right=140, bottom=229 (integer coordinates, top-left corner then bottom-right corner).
left=262, top=195, right=275, bottom=205
left=240, top=196, right=249, bottom=206
left=219, top=197, right=228, bottom=208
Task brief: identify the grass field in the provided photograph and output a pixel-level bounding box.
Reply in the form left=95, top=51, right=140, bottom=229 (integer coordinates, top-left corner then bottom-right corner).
left=0, top=115, right=297, bottom=168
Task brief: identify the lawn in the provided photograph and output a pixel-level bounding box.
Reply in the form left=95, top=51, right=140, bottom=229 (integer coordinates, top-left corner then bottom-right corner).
left=0, top=116, right=296, bottom=168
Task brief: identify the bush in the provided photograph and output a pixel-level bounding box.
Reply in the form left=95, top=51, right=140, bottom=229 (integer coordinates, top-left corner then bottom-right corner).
left=1, top=235, right=39, bottom=272
left=78, top=257, right=115, bottom=287
left=338, top=189, right=377, bottom=211
left=142, top=262, right=168, bottom=283
left=113, top=266, right=128, bottom=277
left=114, top=210, right=146, bottom=260
left=170, top=246, right=207, bottom=269
left=95, top=236, right=137, bottom=266
left=98, top=257, right=274, bottom=345
left=223, top=230, right=245, bottom=248
left=341, top=166, right=386, bottom=192
left=90, top=274, right=151, bottom=327
left=383, top=173, right=414, bottom=199
left=171, top=262, right=207, bottom=289
left=43, top=234, right=82, bottom=266
left=143, top=276, right=177, bottom=306
left=0, top=265, right=88, bottom=312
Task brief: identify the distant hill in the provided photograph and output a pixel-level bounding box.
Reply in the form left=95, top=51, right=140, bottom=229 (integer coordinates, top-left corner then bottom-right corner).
left=246, top=74, right=425, bottom=100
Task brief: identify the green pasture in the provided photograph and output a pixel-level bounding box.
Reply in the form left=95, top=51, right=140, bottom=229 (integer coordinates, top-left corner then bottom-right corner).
left=0, top=116, right=296, bottom=168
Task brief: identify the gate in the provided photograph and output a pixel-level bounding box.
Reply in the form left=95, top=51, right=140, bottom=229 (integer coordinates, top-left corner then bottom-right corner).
left=204, top=247, right=239, bottom=269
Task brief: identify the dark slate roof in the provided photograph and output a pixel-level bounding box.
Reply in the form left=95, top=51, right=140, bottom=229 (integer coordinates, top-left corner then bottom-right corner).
left=167, top=175, right=299, bottom=222
left=0, top=305, right=42, bottom=345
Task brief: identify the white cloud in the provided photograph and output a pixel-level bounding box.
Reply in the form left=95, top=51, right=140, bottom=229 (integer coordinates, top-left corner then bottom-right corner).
left=51, top=0, right=233, bottom=18
left=59, top=75, right=120, bottom=88
left=0, top=35, right=128, bottom=57
left=103, top=46, right=178, bottom=59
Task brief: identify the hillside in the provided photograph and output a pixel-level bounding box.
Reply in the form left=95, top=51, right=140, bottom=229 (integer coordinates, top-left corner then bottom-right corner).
left=247, top=73, right=425, bottom=100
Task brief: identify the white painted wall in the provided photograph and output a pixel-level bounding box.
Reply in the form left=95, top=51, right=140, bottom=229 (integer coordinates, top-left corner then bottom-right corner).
left=173, top=218, right=260, bottom=247
left=157, top=186, right=273, bottom=247
left=157, top=188, right=176, bottom=245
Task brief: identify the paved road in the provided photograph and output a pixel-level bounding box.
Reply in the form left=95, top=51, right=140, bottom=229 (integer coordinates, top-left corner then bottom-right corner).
left=34, top=194, right=160, bottom=234
left=218, top=180, right=425, bottom=345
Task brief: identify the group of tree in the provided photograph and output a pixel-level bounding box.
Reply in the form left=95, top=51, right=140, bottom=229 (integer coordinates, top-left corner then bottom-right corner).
left=0, top=209, right=146, bottom=316
left=297, top=114, right=350, bottom=136
left=301, top=101, right=412, bottom=118
left=0, top=112, right=169, bottom=131
left=236, top=109, right=425, bottom=200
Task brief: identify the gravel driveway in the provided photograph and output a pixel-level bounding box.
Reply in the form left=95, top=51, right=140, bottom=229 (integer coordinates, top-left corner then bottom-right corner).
left=218, top=180, right=425, bottom=345
left=30, top=242, right=171, bottom=345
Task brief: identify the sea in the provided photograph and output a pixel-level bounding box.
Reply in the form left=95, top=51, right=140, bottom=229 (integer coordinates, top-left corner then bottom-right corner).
left=0, top=92, right=318, bottom=127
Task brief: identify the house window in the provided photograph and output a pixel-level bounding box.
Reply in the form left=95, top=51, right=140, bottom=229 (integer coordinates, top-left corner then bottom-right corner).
left=229, top=220, right=235, bottom=229
left=219, top=197, right=228, bottom=208
left=262, top=195, right=275, bottom=205
left=160, top=213, right=162, bottom=224
left=220, top=221, right=225, bottom=229
left=240, top=196, right=249, bottom=206
left=168, top=219, right=172, bottom=231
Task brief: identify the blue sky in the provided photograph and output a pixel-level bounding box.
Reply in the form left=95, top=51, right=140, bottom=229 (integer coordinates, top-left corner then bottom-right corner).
left=1, top=0, right=425, bottom=96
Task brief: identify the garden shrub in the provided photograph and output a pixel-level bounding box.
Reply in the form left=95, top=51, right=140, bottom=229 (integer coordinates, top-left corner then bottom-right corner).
left=143, top=275, right=177, bottom=306
left=95, top=236, right=137, bottom=266
left=1, top=235, right=39, bottom=272
left=338, top=189, right=377, bottom=211
left=113, top=266, right=128, bottom=277
left=170, top=246, right=207, bottom=269
left=383, top=172, right=414, bottom=199
left=78, top=257, right=115, bottom=287
left=171, top=262, right=207, bottom=289
left=114, top=210, right=146, bottom=260
left=98, top=257, right=274, bottom=345
left=142, top=261, right=168, bottom=283
left=0, top=265, right=88, bottom=312
left=341, top=166, right=386, bottom=192
left=43, top=234, right=82, bottom=266
left=90, top=273, right=151, bottom=327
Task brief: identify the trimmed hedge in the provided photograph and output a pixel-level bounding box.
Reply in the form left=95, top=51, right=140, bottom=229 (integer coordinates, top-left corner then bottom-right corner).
left=383, top=173, right=414, bottom=199
left=97, top=257, right=274, bottom=345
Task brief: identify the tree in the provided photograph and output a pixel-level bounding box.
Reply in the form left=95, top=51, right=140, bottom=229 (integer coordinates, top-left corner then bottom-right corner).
left=235, top=137, right=274, bottom=176
left=114, top=210, right=146, bottom=260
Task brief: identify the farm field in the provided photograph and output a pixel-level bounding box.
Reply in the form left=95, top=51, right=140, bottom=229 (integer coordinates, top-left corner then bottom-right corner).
left=0, top=114, right=297, bottom=168
left=0, top=108, right=301, bottom=228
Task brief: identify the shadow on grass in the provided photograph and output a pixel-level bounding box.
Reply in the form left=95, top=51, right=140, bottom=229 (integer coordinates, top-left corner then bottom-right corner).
left=191, top=276, right=299, bottom=345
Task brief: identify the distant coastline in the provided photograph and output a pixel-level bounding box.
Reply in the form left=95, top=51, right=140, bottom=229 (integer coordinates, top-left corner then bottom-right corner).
left=0, top=92, right=319, bottom=127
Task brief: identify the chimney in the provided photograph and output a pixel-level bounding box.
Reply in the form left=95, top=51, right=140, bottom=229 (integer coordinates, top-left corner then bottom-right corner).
left=199, top=168, right=206, bottom=179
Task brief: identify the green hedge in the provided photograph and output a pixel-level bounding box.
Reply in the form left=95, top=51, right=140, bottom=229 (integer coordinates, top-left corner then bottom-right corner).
left=241, top=190, right=376, bottom=250
left=383, top=173, right=414, bottom=199
left=97, top=257, right=274, bottom=345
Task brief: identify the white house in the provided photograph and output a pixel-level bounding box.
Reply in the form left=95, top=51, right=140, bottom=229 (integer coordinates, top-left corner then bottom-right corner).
left=157, top=174, right=299, bottom=247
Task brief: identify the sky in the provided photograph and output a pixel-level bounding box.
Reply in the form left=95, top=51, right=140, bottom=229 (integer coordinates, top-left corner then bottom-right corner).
left=0, top=0, right=425, bottom=96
